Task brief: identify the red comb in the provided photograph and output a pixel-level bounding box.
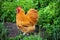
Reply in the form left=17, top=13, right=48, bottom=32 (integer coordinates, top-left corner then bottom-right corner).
left=16, top=6, right=21, bottom=13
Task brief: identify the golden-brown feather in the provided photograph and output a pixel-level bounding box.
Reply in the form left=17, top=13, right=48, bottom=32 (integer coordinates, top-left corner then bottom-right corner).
left=16, top=7, right=38, bottom=34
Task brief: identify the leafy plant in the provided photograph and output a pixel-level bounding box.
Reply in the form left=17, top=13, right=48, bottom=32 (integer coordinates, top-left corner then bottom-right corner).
left=0, top=22, right=9, bottom=40
left=0, top=0, right=60, bottom=40
left=38, top=0, right=60, bottom=40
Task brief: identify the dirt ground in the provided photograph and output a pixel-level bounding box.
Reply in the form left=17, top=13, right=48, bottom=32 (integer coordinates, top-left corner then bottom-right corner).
left=4, top=22, right=20, bottom=37
left=4, top=22, right=45, bottom=39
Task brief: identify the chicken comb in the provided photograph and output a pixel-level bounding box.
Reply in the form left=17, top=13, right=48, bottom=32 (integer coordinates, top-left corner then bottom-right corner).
left=16, top=6, right=21, bottom=13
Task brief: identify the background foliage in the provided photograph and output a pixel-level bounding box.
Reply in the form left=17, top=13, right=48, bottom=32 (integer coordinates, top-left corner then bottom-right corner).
left=0, top=0, right=60, bottom=40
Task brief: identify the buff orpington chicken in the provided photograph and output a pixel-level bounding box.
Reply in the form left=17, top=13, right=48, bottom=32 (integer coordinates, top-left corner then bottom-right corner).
left=16, top=6, right=38, bottom=35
